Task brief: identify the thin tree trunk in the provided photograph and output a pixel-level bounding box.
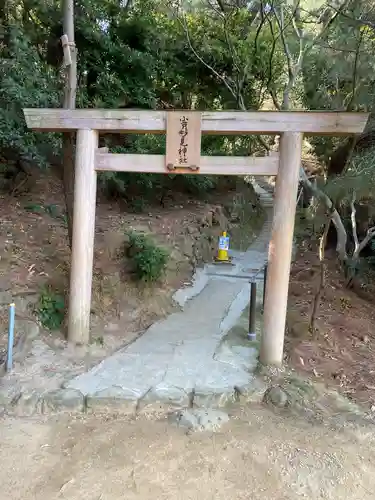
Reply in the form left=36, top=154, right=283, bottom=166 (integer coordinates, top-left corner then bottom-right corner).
left=309, top=216, right=330, bottom=338
left=299, top=167, right=348, bottom=261
left=62, top=0, right=77, bottom=249
left=346, top=197, right=375, bottom=287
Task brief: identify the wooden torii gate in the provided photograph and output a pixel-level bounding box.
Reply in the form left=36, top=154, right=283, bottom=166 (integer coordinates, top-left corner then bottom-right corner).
left=23, top=108, right=368, bottom=366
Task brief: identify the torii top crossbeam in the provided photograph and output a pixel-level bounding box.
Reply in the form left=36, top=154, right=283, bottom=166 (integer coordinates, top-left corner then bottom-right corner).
left=24, top=109, right=369, bottom=135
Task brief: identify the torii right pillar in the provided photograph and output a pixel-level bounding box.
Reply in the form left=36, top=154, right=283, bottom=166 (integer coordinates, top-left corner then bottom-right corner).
left=260, top=132, right=303, bottom=366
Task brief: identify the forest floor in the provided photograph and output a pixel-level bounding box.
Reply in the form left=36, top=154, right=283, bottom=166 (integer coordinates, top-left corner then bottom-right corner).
left=286, top=244, right=375, bottom=411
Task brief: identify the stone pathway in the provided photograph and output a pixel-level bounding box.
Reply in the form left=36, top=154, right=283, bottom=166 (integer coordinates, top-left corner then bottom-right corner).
left=66, top=182, right=274, bottom=409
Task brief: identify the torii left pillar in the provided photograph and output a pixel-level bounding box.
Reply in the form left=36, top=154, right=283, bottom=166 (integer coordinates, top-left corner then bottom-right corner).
left=68, top=129, right=98, bottom=344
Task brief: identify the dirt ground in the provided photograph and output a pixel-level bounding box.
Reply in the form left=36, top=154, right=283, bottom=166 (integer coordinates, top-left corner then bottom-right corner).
left=1, top=405, right=374, bottom=500
left=286, top=245, right=375, bottom=410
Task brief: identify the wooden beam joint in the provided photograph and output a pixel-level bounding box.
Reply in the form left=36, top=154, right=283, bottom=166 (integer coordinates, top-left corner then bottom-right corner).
left=60, top=34, right=76, bottom=67
left=166, top=163, right=199, bottom=172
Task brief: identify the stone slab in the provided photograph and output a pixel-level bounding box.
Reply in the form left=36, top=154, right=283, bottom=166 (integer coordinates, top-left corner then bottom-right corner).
left=42, top=388, right=84, bottom=414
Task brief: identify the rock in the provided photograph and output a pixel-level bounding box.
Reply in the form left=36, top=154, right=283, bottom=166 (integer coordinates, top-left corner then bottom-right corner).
left=9, top=320, right=40, bottom=364
left=199, top=212, right=213, bottom=228
left=0, top=387, right=19, bottom=408
left=14, top=295, right=38, bottom=314
left=170, top=408, right=229, bottom=432
left=229, top=212, right=240, bottom=223
left=18, top=320, right=40, bottom=339
left=138, top=385, right=191, bottom=414
left=181, top=239, right=194, bottom=259
left=86, top=386, right=139, bottom=414
left=147, top=385, right=190, bottom=406
left=193, top=391, right=235, bottom=408
left=264, top=386, right=288, bottom=408
left=212, top=206, right=227, bottom=228
left=236, top=379, right=269, bottom=404
left=0, top=290, right=12, bottom=305
left=10, top=391, right=43, bottom=416
left=42, top=389, right=84, bottom=414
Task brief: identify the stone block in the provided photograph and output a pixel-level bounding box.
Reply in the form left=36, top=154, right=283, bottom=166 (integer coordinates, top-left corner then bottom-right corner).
left=86, top=386, right=138, bottom=415
left=42, top=389, right=84, bottom=414
left=193, top=390, right=237, bottom=408
left=236, top=378, right=269, bottom=404
left=264, top=386, right=288, bottom=408
left=9, top=391, right=43, bottom=417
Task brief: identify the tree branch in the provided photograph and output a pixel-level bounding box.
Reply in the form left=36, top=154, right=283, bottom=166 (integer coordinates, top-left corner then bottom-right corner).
left=179, top=13, right=237, bottom=100
left=350, top=193, right=359, bottom=253
left=299, top=166, right=348, bottom=261
left=328, top=3, right=375, bottom=32
left=264, top=4, right=282, bottom=109
left=273, top=0, right=349, bottom=110
left=354, top=227, right=375, bottom=259
left=273, top=1, right=305, bottom=109
left=214, top=0, right=226, bottom=13
left=309, top=214, right=331, bottom=337
left=344, top=30, right=364, bottom=111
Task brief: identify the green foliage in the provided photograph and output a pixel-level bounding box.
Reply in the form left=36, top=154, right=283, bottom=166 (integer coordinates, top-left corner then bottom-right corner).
left=92, top=335, right=105, bottom=347
left=24, top=202, right=66, bottom=223
left=325, top=147, right=375, bottom=205
left=0, top=26, right=61, bottom=167
left=36, top=288, right=65, bottom=330
left=1, top=0, right=375, bottom=209
left=126, top=231, right=169, bottom=282
left=301, top=2, right=375, bottom=167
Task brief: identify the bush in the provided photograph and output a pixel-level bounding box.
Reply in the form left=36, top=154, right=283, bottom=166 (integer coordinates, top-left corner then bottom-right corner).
left=0, top=26, right=61, bottom=168
left=126, top=231, right=169, bottom=282
left=36, top=287, right=65, bottom=330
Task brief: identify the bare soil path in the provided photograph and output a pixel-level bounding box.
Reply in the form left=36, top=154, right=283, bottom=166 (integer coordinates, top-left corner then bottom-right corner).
left=1, top=405, right=374, bottom=500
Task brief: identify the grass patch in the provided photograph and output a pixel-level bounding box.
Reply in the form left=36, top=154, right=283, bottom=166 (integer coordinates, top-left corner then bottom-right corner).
left=35, top=287, right=65, bottom=330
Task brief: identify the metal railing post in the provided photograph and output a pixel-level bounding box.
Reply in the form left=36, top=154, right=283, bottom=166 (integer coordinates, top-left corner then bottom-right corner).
left=248, top=281, right=257, bottom=341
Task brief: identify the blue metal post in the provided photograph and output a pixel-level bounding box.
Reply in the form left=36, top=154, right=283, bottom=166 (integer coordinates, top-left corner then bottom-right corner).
left=6, top=303, right=15, bottom=372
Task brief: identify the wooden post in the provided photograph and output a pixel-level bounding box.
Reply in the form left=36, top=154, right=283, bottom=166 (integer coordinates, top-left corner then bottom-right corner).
left=260, top=132, right=303, bottom=366
left=68, top=129, right=98, bottom=344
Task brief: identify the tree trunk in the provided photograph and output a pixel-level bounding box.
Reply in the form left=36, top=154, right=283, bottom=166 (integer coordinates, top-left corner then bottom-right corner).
left=299, top=167, right=348, bottom=261
left=62, top=0, right=77, bottom=249
left=309, top=217, right=330, bottom=338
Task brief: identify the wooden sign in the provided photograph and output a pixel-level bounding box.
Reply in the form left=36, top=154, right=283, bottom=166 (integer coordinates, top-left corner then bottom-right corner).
left=165, top=112, right=202, bottom=173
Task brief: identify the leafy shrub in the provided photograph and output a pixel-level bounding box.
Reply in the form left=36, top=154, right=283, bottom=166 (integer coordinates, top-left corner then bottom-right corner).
left=126, top=231, right=169, bottom=282
left=0, top=26, right=61, bottom=168
left=36, top=288, right=65, bottom=330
